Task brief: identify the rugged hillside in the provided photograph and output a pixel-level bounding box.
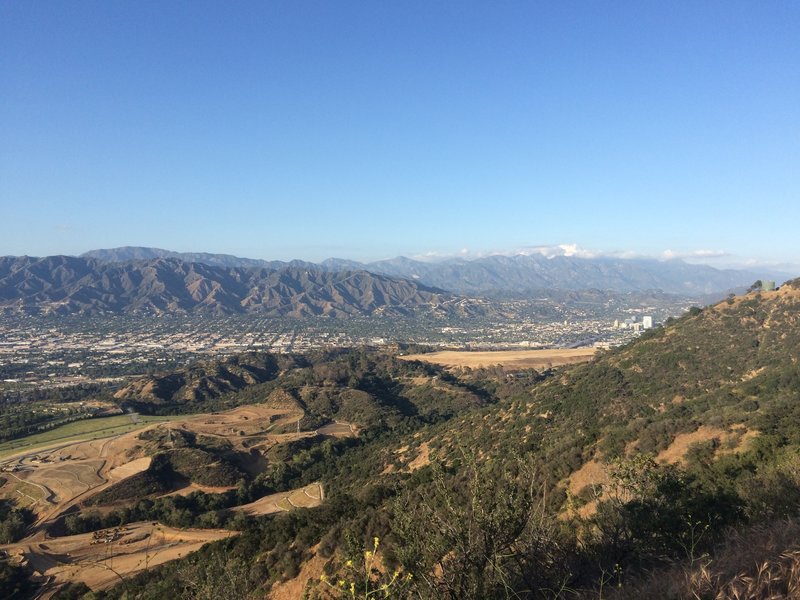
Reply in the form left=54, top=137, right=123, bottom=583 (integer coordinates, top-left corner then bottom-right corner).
left=114, top=349, right=488, bottom=428
left=0, top=255, right=479, bottom=317
left=432, top=278, right=800, bottom=475
left=355, top=278, right=800, bottom=598
left=113, top=353, right=286, bottom=409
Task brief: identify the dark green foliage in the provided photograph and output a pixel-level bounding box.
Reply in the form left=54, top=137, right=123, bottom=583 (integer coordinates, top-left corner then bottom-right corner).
left=116, top=352, right=287, bottom=413
left=51, top=582, right=92, bottom=599
left=87, top=453, right=175, bottom=505
left=0, top=383, right=117, bottom=443
left=0, top=499, right=34, bottom=543
left=167, top=447, right=244, bottom=487
left=86, top=447, right=245, bottom=507
left=589, top=456, right=741, bottom=575
left=0, top=558, right=37, bottom=599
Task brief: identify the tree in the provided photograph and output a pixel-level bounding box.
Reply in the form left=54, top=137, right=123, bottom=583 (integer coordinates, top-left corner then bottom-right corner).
left=748, top=280, right=763, bottom=293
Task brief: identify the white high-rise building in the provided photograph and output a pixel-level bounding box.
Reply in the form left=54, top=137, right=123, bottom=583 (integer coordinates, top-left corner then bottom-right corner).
left=642, top=316, right=653, bottom=329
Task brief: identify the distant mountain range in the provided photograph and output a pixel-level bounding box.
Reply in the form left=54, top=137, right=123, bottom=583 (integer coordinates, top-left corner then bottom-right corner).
left=0, top=248, right=788, bottom=317
left=82, top=247, right=316, bottom=271
left=0, top=255, right=490, bottom=317
left=83, top=246, right=786, bottom=296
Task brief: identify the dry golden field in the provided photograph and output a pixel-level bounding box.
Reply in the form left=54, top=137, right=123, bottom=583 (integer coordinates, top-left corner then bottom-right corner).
left=399, top=348, right=597, bottom=371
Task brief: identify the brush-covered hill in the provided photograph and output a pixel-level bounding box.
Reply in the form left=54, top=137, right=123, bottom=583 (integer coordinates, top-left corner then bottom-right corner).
left=429, top=278, right=800, bottom=483
left=0, top=255, right=489, bottom=317
left=114, top=348, right=489, bottom=430
left=372, top=278, right=800, bottom=597
left=113, top=353, right=290, bottom=410
left=11, top=283, right=800, bottom=599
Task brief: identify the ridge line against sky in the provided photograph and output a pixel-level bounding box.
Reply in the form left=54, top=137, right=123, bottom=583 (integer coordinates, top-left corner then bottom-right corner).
left=59, top=243, right=799, bottom=273
left=1, top=2, right=799, bottom=265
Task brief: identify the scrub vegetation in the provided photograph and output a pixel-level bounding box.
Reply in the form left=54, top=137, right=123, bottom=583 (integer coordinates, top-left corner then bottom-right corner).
left=4, top=280, right=800, bottom=598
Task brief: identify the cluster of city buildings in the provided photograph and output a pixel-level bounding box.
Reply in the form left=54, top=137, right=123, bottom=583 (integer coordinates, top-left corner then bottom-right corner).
left=613, top=315, right=654, bottom=332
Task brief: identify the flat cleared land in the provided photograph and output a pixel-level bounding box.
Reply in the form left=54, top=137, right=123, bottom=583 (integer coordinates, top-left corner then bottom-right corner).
left=399, top=348, right=597, bottom=370
left=4, top=521, right=236, bottom=591
left=316, top=421, right=356, bottom=437
left=232, top=483, right=323, bottom=516
left=107, top=456, right=152, bottom=481
left=163, top=482, right=238, bottom=498
left=0, top=414, right=174, bottom=459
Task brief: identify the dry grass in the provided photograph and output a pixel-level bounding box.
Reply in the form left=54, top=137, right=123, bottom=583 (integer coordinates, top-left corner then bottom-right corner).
left=162, top=482, right=238, bottom=498
left=398, top=348, right=596, bottom=371
left=657, top=425, right=758, bottom=465
left=567, top=460, right=608, bottom=497
left=560, top=460, right=609, bottom=519
left=106, top=456, right=151, bottom=481
left=607, top=520, right=800, bottom=600
left=406, top=442, right=431, bottom=472
left=268, top=546, right=326, bottom=600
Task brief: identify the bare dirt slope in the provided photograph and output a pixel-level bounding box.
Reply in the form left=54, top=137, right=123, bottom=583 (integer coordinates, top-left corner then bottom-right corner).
left=5, top=521, right=236, bottom=591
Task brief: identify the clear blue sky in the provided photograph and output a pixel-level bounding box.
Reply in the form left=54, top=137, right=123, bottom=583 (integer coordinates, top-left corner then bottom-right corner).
left=1, top=2, right=798, bottom=266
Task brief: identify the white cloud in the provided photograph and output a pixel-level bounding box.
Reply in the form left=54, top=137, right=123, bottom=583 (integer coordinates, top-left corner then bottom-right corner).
left=512, top=244, right=598, bottom=259
left=409, top=244, right=743, bottom=266
left=662, top=249, right=729, bottom=260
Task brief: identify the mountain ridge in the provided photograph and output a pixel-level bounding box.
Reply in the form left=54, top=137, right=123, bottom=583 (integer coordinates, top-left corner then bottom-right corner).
left=78, top=246, right=789, bottom=296
left=0, top=255, right=483, bottom=317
